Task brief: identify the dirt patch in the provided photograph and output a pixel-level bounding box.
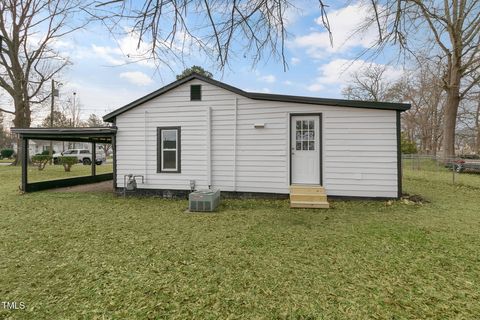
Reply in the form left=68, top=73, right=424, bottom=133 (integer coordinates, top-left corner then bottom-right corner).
left=401, top=193, right=430, bottom=204
left=48, top=180, right=113, bottom=193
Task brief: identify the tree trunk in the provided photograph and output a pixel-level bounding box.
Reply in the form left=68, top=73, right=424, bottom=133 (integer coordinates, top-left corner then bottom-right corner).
left=11, top=98, right=31, bottom=166
left=475, top=102, right=480, bottom=154
left=442, top=50, right=462, bottom=160
left=443, top=86, right=460, bottom=159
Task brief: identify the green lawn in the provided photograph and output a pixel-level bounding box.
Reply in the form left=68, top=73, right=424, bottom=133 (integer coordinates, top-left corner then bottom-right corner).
left=27, top=163, right=113, bottom=182
left=0, top=158, right=14, bottom=163
left=1, top=166, right=480, bottom=319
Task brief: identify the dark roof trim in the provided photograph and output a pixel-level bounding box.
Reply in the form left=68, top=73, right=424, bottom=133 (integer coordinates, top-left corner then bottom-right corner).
left=103, top=73, right=411, bottom=122
left=11, top=127, right=117, bottom=143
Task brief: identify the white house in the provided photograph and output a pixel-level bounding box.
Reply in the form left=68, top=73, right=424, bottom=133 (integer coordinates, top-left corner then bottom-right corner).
left=103, top=73, right=410, bottom=202
left=12, top=140, right=102, bottom=156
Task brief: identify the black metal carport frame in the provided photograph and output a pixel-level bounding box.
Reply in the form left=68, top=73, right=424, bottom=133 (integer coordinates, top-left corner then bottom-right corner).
left=11, top=127, right=117, bottom=192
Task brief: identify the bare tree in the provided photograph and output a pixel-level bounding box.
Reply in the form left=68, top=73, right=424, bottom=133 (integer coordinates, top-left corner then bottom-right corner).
left=0, top=0, right=88, bottom=164
left=61, top=92, right=82, bottom=127
left=363, top=0, right=480, bottom=158
left=399, top=60, right=447, bottom=155
left=89, top=0, right=332, bottom=71
left=342, top=64, right=394, bottom=102
left=457, top=90, right=480, bottom=154
left=341, top=57, right=448, bottom=155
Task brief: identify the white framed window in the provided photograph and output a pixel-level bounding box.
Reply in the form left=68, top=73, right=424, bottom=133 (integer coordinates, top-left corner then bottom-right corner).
left=157, top=127, right=181, bottom=173
left=295, top=120, right=315, bottom=151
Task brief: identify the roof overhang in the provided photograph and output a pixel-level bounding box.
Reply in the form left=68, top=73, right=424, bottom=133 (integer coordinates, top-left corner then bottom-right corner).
left=10, top=127, right=117, bottom=143
left=102, top=73, right=411, bottom=122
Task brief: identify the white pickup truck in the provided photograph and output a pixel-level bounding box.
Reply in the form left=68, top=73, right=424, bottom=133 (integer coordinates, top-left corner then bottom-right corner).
left=53, top=149, right=105, bottom=165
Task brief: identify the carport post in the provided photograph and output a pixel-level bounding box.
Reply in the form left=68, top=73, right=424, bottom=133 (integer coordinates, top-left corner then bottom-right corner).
left=91, top=142, right=96, bottom=176
left=21, top=138, right=28, bottom=191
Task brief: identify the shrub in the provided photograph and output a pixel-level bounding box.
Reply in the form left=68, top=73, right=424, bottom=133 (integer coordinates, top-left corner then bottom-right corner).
left=41, top=149, right=55, bottom=155
left=58, top=156, right=77, bottom=172
left=1, top=149, right=14, bottom=159
left=31, top=155, right=52, bottom=171
left=401, top=133, right=418, bottom=154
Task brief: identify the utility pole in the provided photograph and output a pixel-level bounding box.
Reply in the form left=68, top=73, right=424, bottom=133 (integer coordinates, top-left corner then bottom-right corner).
left=49, top=79, right=55, bottom=164
left=72, top=92, right=76, bottom=148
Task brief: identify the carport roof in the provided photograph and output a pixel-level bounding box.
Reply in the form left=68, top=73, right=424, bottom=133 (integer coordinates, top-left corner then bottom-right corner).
left=10, top=127, right=117, bottom=143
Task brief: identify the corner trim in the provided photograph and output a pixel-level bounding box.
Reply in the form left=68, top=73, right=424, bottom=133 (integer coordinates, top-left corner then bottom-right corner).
left=112, top=117, right=117, bottom=190
left=396, top=111, right=402, bottom=199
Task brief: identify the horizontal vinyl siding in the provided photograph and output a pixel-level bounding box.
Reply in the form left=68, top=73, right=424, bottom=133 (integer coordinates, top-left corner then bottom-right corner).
left=211, top=106, right=235, bottom=191
left=115, top=78, right=399, bottom=198
left=234, top=97, right=398, bottom=197
left=115, top=79, right=224, bottom=190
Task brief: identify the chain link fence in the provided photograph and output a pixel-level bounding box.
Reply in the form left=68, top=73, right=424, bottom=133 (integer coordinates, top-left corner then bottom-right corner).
left=402, top=154, right=480, bottom=187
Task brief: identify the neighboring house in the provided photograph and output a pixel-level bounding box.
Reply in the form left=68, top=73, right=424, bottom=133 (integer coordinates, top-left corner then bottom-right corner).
left=103, top=73, right=410, bottom=199
left=12, top=140, right=104, bottom=156
left=11, top=140, right=66, bottom=156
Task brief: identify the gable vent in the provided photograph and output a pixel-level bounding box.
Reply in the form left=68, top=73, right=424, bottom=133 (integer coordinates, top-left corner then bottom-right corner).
left=190, top=85, right=201, bottom=101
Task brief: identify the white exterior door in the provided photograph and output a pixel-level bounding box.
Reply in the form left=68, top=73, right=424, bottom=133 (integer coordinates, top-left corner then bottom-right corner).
left=291, top=115, right=321, bottom=184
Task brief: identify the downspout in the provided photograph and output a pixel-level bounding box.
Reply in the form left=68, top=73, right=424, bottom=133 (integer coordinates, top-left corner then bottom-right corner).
left=233, top=98, right=237, bottom=191
left=207, top=106, right=212, bottom=188
left=144, top=110, right=148, bottom=183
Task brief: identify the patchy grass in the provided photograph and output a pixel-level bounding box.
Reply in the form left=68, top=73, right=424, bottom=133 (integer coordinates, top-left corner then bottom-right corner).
left=0, top=166, right=480, bottom=319
left=0, top=158, right=14, bottom=163
left=404, top=165, right=480, bottom=189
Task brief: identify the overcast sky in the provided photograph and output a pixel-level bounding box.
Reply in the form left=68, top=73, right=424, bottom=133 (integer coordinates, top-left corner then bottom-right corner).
left=2, top=1, right=404, bottom=125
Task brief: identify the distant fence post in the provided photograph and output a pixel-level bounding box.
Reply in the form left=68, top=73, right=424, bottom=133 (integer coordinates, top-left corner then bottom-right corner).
left=452, top=159, right=456, bottom=185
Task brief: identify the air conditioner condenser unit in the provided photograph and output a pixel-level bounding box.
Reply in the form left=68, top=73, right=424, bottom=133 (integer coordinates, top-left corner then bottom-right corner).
left=189, top=189, right=221, bottom=212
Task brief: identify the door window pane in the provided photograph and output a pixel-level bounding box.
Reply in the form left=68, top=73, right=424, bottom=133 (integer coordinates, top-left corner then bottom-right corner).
left=302, top=120, right=308, bottom=130
left=294, top=118, right=317, bottom=151
left=163, top=151, right=176, bottom=169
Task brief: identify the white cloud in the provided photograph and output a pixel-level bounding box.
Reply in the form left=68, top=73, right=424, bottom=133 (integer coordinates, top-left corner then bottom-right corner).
left=290, top=57, right=301, bottom=65
left=92, top=44, right=125, bottom=66
left=293, top=2, right=377, bottom=58
left=244, top=87, right=271, bottom=93
left=283, top=0, right=317, bottom=26
left=119, top=71, right=154, bottom=86
left=306, top=83, right=325, bottom=92
left=284, top=80, right=293, bottom=86
left=88, top=31, right=159, bottom=68
left=259, top=74, right=276, bottom=83
left=306, top=59, right=403, bottom=93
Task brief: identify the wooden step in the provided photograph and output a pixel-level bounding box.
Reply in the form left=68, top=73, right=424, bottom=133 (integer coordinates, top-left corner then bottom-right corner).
left=289, top=185, right=325, bottom=194
left=290, top=193, right=328, bottom=202
left=289, top=185, right=329, bottom=209
left=290, top=201, right=330, bottom=209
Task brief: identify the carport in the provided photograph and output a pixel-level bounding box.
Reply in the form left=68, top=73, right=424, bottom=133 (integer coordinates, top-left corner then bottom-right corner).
left=11, top=127, right=117, bottom=192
